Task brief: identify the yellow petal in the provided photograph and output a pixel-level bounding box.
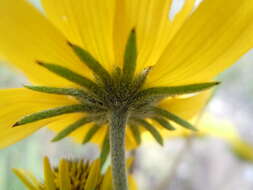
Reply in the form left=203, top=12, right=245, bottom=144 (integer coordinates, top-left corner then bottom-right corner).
left=114, top=0, right=195, bottom=73
left=84, top=160, right=101, bottom=190
left=197, top=114, right=238, bottom=140
left=0, top=0, right=91, bottom=86
left=231, top=139, right=253, bottom=162
left=44, top=157, right=57, bottom=190
left=114, top=0, right=172, bottom=70
left=101, top=168, right=113, bottom=190
left=147, top=0, right=253, bottom=87
left=41, top=0, right=115, bottom=71
left=12, top=169, right=40, bottom=190
left=59, top=159, right=71, bottom=190
left=159, top=91, right=211, bottom=120
left=0, top=88, right=77, bottom=149
left=129, top=175, right=138, bottom=190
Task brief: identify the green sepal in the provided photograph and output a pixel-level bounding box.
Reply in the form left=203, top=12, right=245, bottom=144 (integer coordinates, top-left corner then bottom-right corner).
left=131, top=67, right=151, bottom=93
left=130, top=95, right=162, bottom=111
left=24, top=85, right=85, bottom=96
left=37, top=61, right=105, bottom=96
left=13, top=104, right=88, bottom=127
left=152, top=117, right=176, bottom=131
left=82, top=124, right=102, bottom=144
left=134, top=119, right=164, bottom=146
left=100, top=131, right=110, bottom=168
left=129, top=124, right=141, bottom=145
left=52, top=117, right=94, bottom=142
left=122, top=29, right=137, bottom=82
left=151, top=107, right=197, bottom=131
left=24, top=85, right=103, bottom=106
left=25, top=85, right=95, bottom=100
left=68, top=43, right=112, bottom=85
left=112, top=67, right=122, bottom=82
left=137, top=82, right=220, bottom=98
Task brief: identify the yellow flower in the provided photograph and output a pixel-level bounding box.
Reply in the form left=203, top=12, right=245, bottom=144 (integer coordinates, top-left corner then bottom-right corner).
left=13, top=157, right=138, bottom=190
left=0, top=0, right=253, bottom=150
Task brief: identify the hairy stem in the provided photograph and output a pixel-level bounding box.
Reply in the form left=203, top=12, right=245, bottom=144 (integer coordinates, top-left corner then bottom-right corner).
left=109, top=109, right=128, bottom=190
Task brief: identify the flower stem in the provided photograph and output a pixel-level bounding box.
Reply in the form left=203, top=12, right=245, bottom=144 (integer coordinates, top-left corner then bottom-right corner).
left=109, top=109, right=128, bottom=190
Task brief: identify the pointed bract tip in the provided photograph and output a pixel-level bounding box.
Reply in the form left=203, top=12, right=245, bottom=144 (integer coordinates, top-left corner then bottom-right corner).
left=215, top=81, right=221, bottom=85
left=191, top=127, right=198, bottom=132
left=147, top=66, right=153, bottom=70
left=67, top=41, right=78, bottom=48
left=51, top=136, right=61, bottom=142
left=22, top=84, right=29, bottom=89
left=12, top=122, right=20, bottom=128
left=36, top=60, right=44, bottom=66
left=23, top=84, right=31, bottom=88
left=82, top=140, right=88, bottom=145
left=144, top=66, right=153, bottom=73
left=51, top=138, right=57, bottom=142
left=67, top=41, right=74, bottom=47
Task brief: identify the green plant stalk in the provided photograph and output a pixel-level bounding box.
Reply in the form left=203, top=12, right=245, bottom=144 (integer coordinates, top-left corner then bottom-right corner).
left=109, top=109, right=129, bottom=190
